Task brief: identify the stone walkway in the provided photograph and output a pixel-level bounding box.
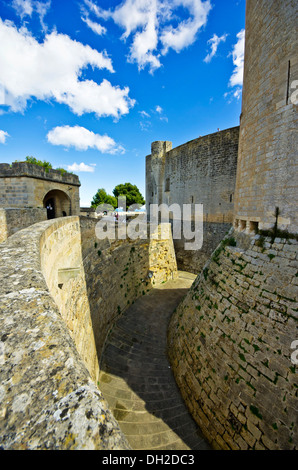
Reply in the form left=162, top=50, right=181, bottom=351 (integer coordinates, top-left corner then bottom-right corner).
left=99, top=272, right=211, bottom=450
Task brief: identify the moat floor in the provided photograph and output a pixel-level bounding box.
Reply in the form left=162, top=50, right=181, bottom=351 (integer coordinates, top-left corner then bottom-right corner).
left=99, top=272, right=211, bottom=450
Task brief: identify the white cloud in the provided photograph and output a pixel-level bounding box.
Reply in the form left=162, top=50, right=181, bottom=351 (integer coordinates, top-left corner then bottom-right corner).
left=66, top=162, right=96, bottom=173
left=0, top=19, right=134, bottom=118
left=35, top=1, right=51, bottom=31
left=160, top=0, right=212, bottom=55
left=204, top=33, right=227, bottom=63
left=12, top=0, right=51, bottom=30
left=81, top=16, right=106, bottom=36
left=0, top=130, right=9, bottom=144
left=47, top=125, right=124, bottom=154
left=155, top=104, right=168, bottom=122
left=139, top=110, right=150, bottom=118
left=85, top=0, right=212, bottom=73
left=12, top=0, right=34, bottom=18
left=229, top=29, right=245, bottom=88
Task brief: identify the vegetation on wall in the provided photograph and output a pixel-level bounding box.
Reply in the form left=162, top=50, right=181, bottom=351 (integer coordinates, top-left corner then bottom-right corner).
left=14, top=156, right=72, bottom=175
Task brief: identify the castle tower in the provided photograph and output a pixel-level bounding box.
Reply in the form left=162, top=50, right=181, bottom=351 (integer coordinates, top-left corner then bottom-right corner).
left=145, top=140, right=172, bottom=214
left=234, top=0, right=298, bottom=234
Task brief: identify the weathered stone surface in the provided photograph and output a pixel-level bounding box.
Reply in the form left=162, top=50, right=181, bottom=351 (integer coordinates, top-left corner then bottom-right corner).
left=0, top=162, right=81, bottom=220
left=0, top=217, right=177, bottom=449
left=234, top=0, right=298, bottom=233
left=168, top=231, right=298, bottom=450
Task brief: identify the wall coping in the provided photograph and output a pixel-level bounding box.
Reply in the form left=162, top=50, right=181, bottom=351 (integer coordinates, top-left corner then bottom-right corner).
left=146, top=125, right=240, bottom=160
left=0, top=217, right=129, bottom=450
left=0, top=162, right=81, bottom=187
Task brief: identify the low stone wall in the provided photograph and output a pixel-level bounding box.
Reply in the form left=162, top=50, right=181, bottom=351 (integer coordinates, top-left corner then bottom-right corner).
left=0, top=216, right=177, bottom=449
left=0, top=207, right=47, bottom=243
left=168, top=230, right=298, bottom=450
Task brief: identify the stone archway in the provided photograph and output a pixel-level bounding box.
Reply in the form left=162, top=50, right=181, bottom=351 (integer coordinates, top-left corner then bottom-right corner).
left=43, top=189, right=71, bottom=219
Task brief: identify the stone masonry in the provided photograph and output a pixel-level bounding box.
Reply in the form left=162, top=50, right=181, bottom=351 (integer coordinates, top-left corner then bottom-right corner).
left=0, top=162, right=80, bottom=216
left=0, top=216, right=178, bottom=449
left=234, top=0, right=298, bottom=233
left=168, top=231, right=298, bottom=449
left=146, top=127, right=239, bottom=273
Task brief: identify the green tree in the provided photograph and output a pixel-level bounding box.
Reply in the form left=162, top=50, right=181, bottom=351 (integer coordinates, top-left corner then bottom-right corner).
left=91, top=188, right=117, bottom=209
left=112, top=183, right=145, bottom=209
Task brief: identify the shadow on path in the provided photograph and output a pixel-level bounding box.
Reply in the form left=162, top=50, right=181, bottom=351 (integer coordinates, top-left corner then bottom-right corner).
left=99, top=274, right=211, bottom=450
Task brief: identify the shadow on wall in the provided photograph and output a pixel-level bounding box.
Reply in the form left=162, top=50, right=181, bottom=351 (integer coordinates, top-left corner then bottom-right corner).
left=40, top=217, right=178, bottom=386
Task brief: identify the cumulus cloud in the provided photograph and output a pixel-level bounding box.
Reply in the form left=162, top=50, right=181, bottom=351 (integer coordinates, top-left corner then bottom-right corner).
left=47, top=125, right=124, bottom=154
left=0, top=130, right=9, bottom=144
left=84, top=0, right=212, bottom=73
left=66, top=162, right=96, bottom=173
left=0, top=19, right=134, bottom=117
left=204, top=33, right=227, bottom=63
left=229, top=29, right=245, bottom=88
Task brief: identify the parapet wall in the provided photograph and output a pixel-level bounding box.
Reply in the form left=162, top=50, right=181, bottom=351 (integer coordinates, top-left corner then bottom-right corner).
left=0, top=216, right=177, bottom=449
left=0, top=207, right=47, bottom=243
left=168, top=230, right=298, bottom=450
left=0, top=162, right=80, bottom=186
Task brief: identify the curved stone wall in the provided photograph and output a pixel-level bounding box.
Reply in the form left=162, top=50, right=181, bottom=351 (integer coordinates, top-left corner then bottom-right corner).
left=0, top=216, right=177, bottom=449
left=79, top=218, right=177, bottom=369
left=0, top=217, right=129, bottom=449
left=40, top=217, right=100, bottom=384
left=168, top=231, right=298, bottom=450
left=234, top=0, right=298, bottom=233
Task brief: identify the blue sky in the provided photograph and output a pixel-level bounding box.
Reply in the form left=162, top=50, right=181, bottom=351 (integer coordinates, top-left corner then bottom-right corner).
left=0, top=0, right=246, bottom=206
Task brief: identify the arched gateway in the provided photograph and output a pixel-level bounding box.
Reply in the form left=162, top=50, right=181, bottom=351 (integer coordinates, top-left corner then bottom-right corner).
left=43, top=189, right=71, bottom=219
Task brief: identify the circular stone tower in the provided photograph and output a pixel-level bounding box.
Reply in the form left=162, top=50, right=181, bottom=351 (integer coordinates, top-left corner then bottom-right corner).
left=234, top=0, right=298, bottom=234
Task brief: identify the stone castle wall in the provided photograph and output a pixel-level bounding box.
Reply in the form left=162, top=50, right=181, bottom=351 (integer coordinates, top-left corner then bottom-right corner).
left=168, top=230, right=298, bottom=450
left=0, top=162, right=81, bottom=217
left=234, top=0, right=298, bottom=234
left=146, top=127, right=239, bottom=273
left=0, top=216, right=177, bottom=449
left=166, top=0, right=298, bottom=450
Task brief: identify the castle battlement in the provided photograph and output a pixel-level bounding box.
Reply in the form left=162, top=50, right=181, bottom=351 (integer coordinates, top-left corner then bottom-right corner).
left=0, top=161, right=80, bottom=186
